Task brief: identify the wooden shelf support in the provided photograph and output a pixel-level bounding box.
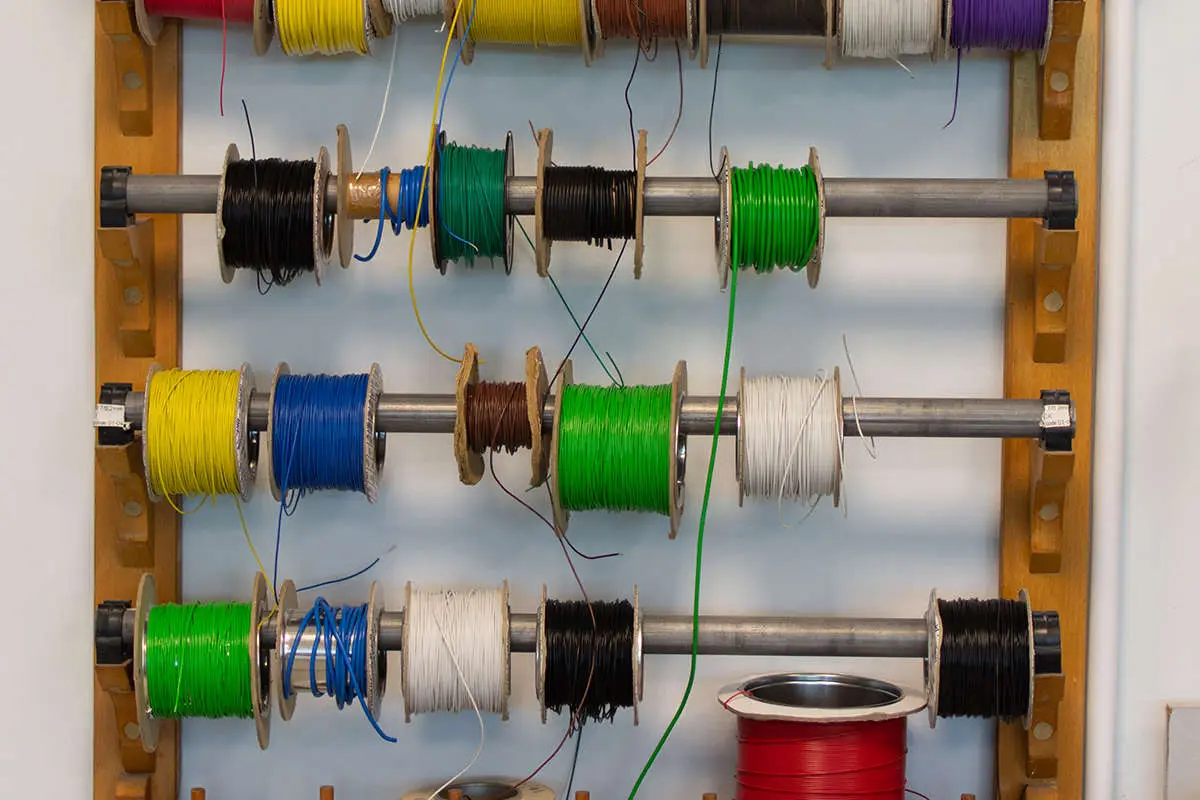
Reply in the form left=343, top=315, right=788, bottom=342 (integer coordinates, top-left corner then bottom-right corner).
left=97, top=1, right=155, bottom=138
left=97, top=220, right=158, bottom=359
left=1033, top=224, right=1080, bottom=364
left=1030, top=444, right=1075, bottom=574
left=1039, top=1, right=1086, bottom=141
left=1028, top=672, right=1068, bottom=779
left=95, top=443, right=154, bottom=567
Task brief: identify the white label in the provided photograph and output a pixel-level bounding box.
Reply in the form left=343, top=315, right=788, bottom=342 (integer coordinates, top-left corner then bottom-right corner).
left=94, top=403, right=130, bottom=429
left=1042, top=404, right=1072, bottom=429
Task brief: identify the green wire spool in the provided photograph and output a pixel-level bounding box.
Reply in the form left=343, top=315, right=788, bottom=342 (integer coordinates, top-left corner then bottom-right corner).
left=716, top=146, right=826, bottom=291
left=549, top=360, right=688, bottom=539
left=430, top=130, right=515, bottom=275
left=132, top=572, right=271, bottom=752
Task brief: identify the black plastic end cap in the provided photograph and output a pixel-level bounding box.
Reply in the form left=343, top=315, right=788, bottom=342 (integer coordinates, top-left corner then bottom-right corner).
left=1032, top=610, right=1062, bottom=675
left=100, top=166, right=134, bottom=229
left=95, top=600, right=132, bottom=665
left=1044, top=170, right=1077, bottom=231
left=98, top=383, right=135, bottom=447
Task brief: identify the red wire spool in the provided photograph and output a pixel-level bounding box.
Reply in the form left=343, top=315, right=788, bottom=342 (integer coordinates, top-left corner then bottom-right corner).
left=143, top=0, right=255, bottom=23
left=719, top=673, right=927, bottom=800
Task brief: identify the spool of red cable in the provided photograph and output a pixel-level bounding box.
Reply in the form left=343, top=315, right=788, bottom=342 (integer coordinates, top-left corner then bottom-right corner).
left=131, top=0, right=273, bottom=55
left=719, top=673, right=926, bottom=800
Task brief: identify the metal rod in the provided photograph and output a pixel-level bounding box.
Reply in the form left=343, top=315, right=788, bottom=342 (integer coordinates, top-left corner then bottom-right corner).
left=123, top=173, right=1057, bottom=219
left=117, top=391, right=1051, bottom=439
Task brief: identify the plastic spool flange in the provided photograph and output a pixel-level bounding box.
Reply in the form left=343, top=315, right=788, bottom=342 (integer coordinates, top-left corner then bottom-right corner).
left=216, top=143, right=239, bottom=284
left=668, top=361, right=688, bottom=539
left=272, top=579, right=299, bottom=722
left=133, top=573, right=159, bottom=752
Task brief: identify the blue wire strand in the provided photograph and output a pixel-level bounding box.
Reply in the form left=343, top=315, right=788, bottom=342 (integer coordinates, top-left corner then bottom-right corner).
left=284, top=597, right=396, bottom=743
left=354, top=167, right=432, bottom=263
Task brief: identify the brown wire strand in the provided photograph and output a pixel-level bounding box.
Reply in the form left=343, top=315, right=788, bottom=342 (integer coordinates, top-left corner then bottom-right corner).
left=595, top=0, right=689, bottom=41
left=465, top=382, right=533, bottom=454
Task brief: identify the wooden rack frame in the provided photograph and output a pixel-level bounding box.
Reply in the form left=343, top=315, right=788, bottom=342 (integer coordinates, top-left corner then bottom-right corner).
left=91, top=2, right=1099, bottom=797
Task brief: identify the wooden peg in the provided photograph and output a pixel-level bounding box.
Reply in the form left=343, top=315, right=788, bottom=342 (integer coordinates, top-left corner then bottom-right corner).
left=574, top=792, right=590, bottom=800
left=96, top=662, right=155, bottom=774
left=1037, top=1, right=1085, bottom=140
left=1027, top=674, right=1067, bottom=779
left=1032, top=224, right=1080, bottom=364
left=96, top=442, right=153, bottom=567
left=116, top=774, right=152, bottom=800
left=1029, top=445, right=1075, bottom=574
left=1023, top=784, right=1059, bottom=800
left=96, top=1, right=154, bottom=137
left=97, top=219, right=157, bottom=358
left=320, top=787, right=335, bottom=800
left=191, top=790, right=207, bottom=800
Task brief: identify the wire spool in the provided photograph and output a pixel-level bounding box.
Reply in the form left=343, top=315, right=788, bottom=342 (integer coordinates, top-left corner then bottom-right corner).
left=275, top=0, right=373, bottom=56
left=142, top=364, right=257, bottom=505
left=272, top=580, right=390, bottom=731
left=535, top=585, right=643, bottom=725
left=533, top=128, right=648, bottom=278
left=385, top=0, right=443, bottom=24
left=453, top=345, right=551, bottom=487
left=401, top=583, right=512, bottom=720
left=266, top=363, right=385, bottom=503
left=838, top=0, right=944, bottom=61
left=133, top=0, right=274, bottom=53
left=719, top=673, right=925, bottom=800
left=430, top=130, right=515, bottom=275
left=704, top=0, right=825, bottom=37
left=133, top=572, right=271, bottom=752
left=216, top=143, right=334, bottom=288
left=949, top=0, right=1053, bottom=62
left=592, top=0, right=697, bottom=58
left=549, top=360, right=687, bottom=539
left=401, top=780, right=555, bottom=800
left=735, top=369, right=844, bottom=512
left=450, top=0, right=596, bottom=66
left=924, top=589, right=1036, bottom=728
left=717, top=147, right=825, bottom=291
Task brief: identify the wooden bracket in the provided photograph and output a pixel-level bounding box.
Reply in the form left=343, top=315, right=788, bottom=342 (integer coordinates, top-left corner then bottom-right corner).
left=95, top=662, right=154, bottom=775
left=1023, top=784, right=1059, bottom=800
left=1027, top=673, right=1068, bottom=779
left=97, top=1, right=154, bottom=137
left=98, top=220, right=157, bottom=359
left=117, top=774, right=153, bottom=800
left=1030, top=445, right=1075, bottom=574
left=1038, top=1, right=1085, bottom=141
left=96, top=443, right=154, bottom=567
left=1033, top=224, right=1079, bottom=364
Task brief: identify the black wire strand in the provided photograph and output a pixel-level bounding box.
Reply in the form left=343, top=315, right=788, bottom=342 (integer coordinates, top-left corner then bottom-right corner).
left=543, top=167, right=638, bottom=248
left=936, top=597, right=1031, bottom=721
left=221, top=158, right=318, bottom=291
left=544, top=598, right=636, bottom=723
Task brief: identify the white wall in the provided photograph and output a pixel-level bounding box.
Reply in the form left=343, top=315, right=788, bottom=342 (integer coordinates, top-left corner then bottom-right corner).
left=0, top=3, right=1157, bottom=799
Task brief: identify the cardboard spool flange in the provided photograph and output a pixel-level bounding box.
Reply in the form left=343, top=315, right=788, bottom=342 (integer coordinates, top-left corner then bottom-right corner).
left=548, top=359, right=574, bottom=534
left=312, top=146, right=333, bottom=285
left=634, top=129, right=647, bottom=279
left=535, top=128, right=555, bottom=277
left=716, top=146, right=732, bottom=291
left=668, top=360, right=687, bottom=539
left=253, top=0, right=273, bottom=55
left=699, top=0, right=709, bottom=67
left=265, top=361, right=291, bottom=502
left=805, top=146, right=826, bottom=289
left=367, top=0, right=392, bottom=38
left=526, top=347, right=551, bottom=487
left=216, top=143, right=239, bottom=285
left=132, top=0, right=164, bottom=46
left=453, top=344, right=485, bottom=485
left=448, top=0, right=477, bottom=65
left=336, top=124, right=354, bottom=269
left=366, top=581, right=387, bottom=719
left=250, top=571, right=271, bottom=750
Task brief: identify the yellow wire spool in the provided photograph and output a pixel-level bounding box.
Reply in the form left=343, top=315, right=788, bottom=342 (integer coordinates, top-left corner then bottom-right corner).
left=276, top=0, right=371, bottom=56
left=467, top=0, right=583, bottom=46
left=143, top=365, right=257, bottom=508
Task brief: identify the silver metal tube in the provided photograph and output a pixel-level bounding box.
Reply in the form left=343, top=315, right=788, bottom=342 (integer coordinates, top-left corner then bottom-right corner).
left=118, top=392, right=1049, bottom=439
left=250, top=611, right=927, bottom=659
left=124, top=174, right=1055, bottom=219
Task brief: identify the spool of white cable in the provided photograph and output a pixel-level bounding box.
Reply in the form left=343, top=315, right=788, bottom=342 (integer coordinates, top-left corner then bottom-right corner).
left=840, top=0, right=941, bottom=60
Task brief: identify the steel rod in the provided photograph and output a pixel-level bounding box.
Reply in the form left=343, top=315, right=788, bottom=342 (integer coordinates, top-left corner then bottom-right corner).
left=116, top=391, right=1051, bottom=439
left=123, top=173, right=1057, bottom=219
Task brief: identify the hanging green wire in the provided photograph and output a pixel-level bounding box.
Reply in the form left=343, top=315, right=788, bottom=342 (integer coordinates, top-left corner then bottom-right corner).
left=145, top=602, right=254, bottom=719
left=437, top=141, right=507, bottom=266
left=557, top=384, right=673, bottom=515
left=730, top=162, right=819, bottom=274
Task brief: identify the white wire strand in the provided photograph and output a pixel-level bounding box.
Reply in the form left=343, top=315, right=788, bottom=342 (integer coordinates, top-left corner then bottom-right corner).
left=421, top=602, right=487, bottom=800
left=741, top=373, right=845, bottom=527
left=840, top=0, right=940, bottom=59
left=406, top=586, right=509, bottom=715
left=384, top=0, right=444, bottom=23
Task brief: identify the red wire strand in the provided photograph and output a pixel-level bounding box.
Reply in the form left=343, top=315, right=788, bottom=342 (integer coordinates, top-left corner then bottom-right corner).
left=144, top=0, right=255, bottom=23
left=735, top=717, right=908, bottom=800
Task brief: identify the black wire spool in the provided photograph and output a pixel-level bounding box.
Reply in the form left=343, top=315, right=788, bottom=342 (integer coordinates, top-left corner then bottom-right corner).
left=536, top=589, right=643, bottom=725
left=933, top=596, right=1032, bottom=723
left=216, top=143, right=333, bottom=291
left=706, top=0, right=826, bottom=37
left=542, top=166, right=638, bottom=249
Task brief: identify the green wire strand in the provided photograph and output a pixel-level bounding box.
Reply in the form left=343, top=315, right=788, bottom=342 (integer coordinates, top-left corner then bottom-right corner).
left=438, top=141, right=507, bottom=265
left=731, top=163, right=819, bottom=274
left=145, top=602, right=254, bottom=720
left=557, top=384, right=673, bottom=515
left=627, top=268, right=738, bottom=800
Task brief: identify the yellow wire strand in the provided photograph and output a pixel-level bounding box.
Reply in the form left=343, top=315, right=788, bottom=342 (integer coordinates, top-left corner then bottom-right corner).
left=407, top=0, right=473, bottom=365
left=468, top=0, right=582, bottom=45
left=277, top=0, right=370, bottom=56
left=146, top=370, right=244, bottom=508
